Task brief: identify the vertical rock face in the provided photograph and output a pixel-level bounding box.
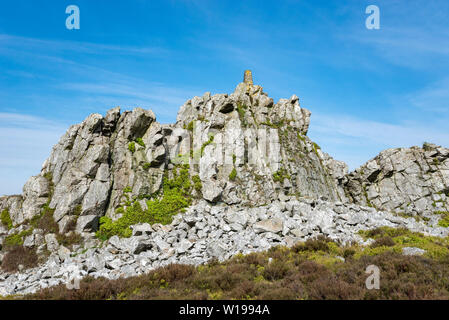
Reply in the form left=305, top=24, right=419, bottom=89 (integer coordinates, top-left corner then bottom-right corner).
left=345, top=143, right=449, bottom=216
left=174, top=82, right=347, bottom=206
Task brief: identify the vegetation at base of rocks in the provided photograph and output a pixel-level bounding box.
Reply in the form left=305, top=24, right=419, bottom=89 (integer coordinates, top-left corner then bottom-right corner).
left=436, top=211, right=449, bottom=228
left=1, top=170, right=80, bottom=273
left=135, top=138, right=145, bottom=148
left=229, top=167, right=237, bottom=181
left=272, top=168, right=290, bottom=183
left=1, top=208, right=13, bottom=230
left=20, top=233, right=449, bottom=300
left=30, top=205, right=59, bottom=234
left=192, top=175, right=202, bottom=194
left=128, top=142, right=136, bottom=153
left=392, top=210, right=428, bottom=223
left=29, top=203, right=81, bottom=249
left=96, top=165, right=194, bottom=240
left=3, top=229, right=33, bottom=247
left=57, top=232, right=82, bottom=249
left=369, top=236, right=396, bottom=248
left=358, top=227, right=449, bottom=260
left=1, top=246, right=38, bottom=273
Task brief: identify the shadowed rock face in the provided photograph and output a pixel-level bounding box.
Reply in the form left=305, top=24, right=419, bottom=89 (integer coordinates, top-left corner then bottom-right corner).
left=346, top=143, right=449, bottom=216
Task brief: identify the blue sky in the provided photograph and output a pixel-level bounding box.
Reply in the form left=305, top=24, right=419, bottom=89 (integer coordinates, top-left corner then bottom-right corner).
left=1, top=0, right=449, bottom=195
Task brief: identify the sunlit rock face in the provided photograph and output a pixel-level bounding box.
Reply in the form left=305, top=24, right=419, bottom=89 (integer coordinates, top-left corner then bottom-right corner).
left=1, top=72, right=449, bottom=296
left=346, top=143, right=449, bottom=217
left=1, top=72, right=349, bottom=230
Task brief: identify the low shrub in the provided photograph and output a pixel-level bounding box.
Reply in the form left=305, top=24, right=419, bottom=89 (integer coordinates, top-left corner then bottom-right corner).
left=1, top=209, right=13, bottom=230
left=229, top=168, right=237, bottom=181
left=128, top=142, right=136, bottom=153
left=30, top=205, right=58, bottom=234
left=3, top=229, right=33, bottom=247
left=1, top=246, right=38, bottom=273
left=135, top=138, right=145, bottom=147
left=16, top=233, right=449, bottom=300
left=96, top=166, right=193, bottom=240
left=370, top=236, right=396, bottom=248
left=293, top=236, right=331, bottom=253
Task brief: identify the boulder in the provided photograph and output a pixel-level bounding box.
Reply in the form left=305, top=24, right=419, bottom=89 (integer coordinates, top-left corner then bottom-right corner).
left=253, top=219, right=284, bottom=234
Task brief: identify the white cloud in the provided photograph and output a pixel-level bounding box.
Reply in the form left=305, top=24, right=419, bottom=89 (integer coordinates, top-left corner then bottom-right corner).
left=0, top=34, right=169, bottom=57
left=408, top=77, right=449, bottom=113
left=308, top=112, right=449, bottom=171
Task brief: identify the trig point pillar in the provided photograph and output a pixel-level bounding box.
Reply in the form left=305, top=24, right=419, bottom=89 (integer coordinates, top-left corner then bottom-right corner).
left=243, top=70, right=253, bottom=85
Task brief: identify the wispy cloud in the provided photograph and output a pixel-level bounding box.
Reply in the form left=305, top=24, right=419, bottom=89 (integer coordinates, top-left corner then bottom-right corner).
left=0, top=113, right=67, bottom=196
left=408, top=77, right=449, bottom=113
left=0, top=34, right=170, bottom=56
left=309, top=112, right=449, bottom=170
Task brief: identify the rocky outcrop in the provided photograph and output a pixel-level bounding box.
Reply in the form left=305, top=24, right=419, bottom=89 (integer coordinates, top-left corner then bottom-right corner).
left=345, top=143, right=449, bottom=217
left=1, top=72, right=449, bottom=296
left=174, top=82, right=347, bottom=206
left=1, top=79, right=348, bottom=231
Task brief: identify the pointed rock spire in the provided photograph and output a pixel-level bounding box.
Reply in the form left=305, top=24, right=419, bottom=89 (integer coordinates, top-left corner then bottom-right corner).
left=243, top=70, right=253, bottom=85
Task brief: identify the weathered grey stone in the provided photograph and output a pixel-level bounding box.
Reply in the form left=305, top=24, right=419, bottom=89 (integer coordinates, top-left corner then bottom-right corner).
left=131, top=223, right=153, bottom=236
left=45, top=234, right=59, bottom=252
left=176, top=239, right=194, bottom=254
left=57, top=246, right=71, bottom=261
left=402, top=247, right=426, bottom=256
left=224, top=211, right=248, bottom=227
left=253, top=219, right=283, bottom=234
left=76, top=215, right=99, bottom=233
left=346, top=145, right=449, bottom=216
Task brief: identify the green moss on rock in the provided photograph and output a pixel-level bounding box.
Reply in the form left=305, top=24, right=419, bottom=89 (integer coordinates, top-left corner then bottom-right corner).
left=1, top=209, right=13, bottom=230
left=272, top=168, right=290, bottom=183
left=128, top=142, right=136, bottom=153
left=96, top=165, right=194, bottom=240
left=229, top=167, right=237, bottom=181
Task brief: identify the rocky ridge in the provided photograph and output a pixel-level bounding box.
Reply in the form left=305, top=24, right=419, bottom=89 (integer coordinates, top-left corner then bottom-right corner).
left=0, top=72, right=448, bottom=295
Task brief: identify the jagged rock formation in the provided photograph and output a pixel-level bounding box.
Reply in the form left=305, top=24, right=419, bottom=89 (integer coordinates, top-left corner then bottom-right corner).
left=0, top=78, right=348, bottom=232
left=346, top=143, right=449, bottom=217
left=1, top=72, right=448, bottom=295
